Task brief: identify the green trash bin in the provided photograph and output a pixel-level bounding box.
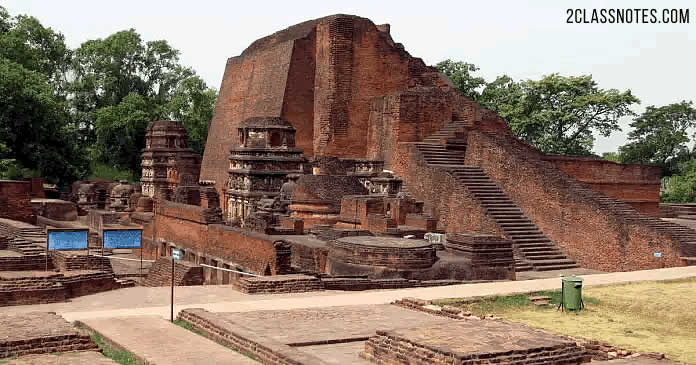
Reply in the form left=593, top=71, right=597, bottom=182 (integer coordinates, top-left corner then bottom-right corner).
left=561, top=276, right=584, bottom=311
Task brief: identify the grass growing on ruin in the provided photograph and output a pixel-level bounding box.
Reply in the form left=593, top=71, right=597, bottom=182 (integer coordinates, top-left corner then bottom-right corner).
left=436, top=277, right=696, bottom=363
left=173, top=320, right=258, bottom=361
left=90, top=332, right=149, bottom=365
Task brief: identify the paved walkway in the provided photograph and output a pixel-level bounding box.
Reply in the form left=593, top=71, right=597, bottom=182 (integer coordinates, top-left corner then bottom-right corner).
left=79, top=316, right=258, bottom=364
left=3, top=266, right=693, bottom=322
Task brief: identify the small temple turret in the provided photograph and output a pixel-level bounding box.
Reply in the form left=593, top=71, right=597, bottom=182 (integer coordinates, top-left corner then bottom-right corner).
left=140, top=120, right=201, bottom=200
left=226, top=117, right=307, bottom=224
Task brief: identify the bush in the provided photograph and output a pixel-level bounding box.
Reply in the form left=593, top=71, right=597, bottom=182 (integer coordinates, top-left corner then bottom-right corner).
left=88, top=162, right=138, bottom=183
left=662, top=159, right=696, bottom=203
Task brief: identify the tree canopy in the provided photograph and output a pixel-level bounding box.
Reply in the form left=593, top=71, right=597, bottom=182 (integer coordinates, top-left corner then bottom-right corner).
left=434, top=59, right=485, bottom=101
left=0, top=6, right=217, bottom=185
left=619, top=101, right=696, bottom=174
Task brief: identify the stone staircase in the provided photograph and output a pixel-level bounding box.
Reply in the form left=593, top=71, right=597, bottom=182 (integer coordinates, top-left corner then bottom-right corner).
left=586, top=193, right=696, bottom=256
left=422, top=120, right=471, bottom=151
left=142, top=257, right=204, bottom=287
left=8, top=237, right=45, bottom=256
left=484, top=130, right=696, bottom=258
left=413, top=141, right=579, bottom=272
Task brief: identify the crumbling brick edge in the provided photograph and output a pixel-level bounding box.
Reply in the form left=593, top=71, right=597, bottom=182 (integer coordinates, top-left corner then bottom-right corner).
left=392, top=297, right=669, bottom=362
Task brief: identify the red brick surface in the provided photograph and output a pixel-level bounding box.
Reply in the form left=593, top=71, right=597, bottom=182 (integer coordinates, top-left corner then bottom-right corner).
left=465, top=131, right=684, bottom=271
left=0, top=180, right=44, bottom=224
left=139, top=201, right=283, bottom=275
left=392, top=144, right=502, bottom=235
left=546, top=156, right=661, bottom=215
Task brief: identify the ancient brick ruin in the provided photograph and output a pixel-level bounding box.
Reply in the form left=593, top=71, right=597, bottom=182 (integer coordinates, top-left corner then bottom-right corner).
left=141, top=120, right=201, bottom=200
left=1, top=14, right=694, bottom=302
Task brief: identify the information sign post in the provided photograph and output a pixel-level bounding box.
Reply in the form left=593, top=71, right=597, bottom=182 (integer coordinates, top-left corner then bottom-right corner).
left=171, top=248, right=182, bottom=322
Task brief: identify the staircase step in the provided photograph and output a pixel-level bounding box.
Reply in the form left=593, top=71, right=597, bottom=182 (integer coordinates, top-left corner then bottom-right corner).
left=533, top=263, right=581, bottom=271
left=514, top=238, right=552, bottom=244
left=526, top=253, right=567, bottom=260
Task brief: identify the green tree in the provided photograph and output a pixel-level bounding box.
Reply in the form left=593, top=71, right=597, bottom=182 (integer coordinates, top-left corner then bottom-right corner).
left=661, top=158, right=696, bottom=202
left=619, top=101, right=696, bottom=175
left=0, top=7, right=86, bottom=184
left=163, top=76, right=217, bottom=154
left=0, top=8, right=71, bottom=85
left=93, top=93, right=153, bottom=173
left=491, top=74, right=638, bottom=155
left=435, top=59, right=486, bottom=100
left=479, top=75, right=524, bottom=121
left=601, top=151, right=622, bottom=162
left=70, top=29, right=217, bottom=175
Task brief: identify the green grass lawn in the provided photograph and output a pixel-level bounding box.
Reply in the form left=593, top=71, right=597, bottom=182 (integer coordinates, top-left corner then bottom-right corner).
left=435, top=278, right=696, bottom=363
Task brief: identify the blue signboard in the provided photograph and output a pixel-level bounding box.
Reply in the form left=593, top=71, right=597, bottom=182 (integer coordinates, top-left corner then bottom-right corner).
left=47, top=230, right=88, bottom=250
left=103, top=229, right=142, bottom=249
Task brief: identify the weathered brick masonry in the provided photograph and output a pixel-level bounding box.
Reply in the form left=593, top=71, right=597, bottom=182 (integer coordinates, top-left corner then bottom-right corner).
left=464, top=130, right=688, bottom=271
left=138, top=200, right=289, bottom=275
left=201, top=15, right=455, bottom=203
left=545, top=156, right=662, bottom=216
left=392, top=143, right=502, bottom=235
left=0, top=179, right=44, bottom=224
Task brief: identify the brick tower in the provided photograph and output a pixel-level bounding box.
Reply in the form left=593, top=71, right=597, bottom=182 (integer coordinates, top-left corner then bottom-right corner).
left=141, top=121, right=201, bottom=200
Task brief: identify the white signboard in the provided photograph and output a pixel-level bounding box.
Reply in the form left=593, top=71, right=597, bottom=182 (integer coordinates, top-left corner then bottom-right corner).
left=172, top=248, right=183, bottom=261
left=653, top=252, right=663, bottom=258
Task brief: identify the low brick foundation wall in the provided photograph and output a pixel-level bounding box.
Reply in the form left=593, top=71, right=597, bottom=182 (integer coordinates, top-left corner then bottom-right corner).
left=50, top=251, right=113, bottom=272
left=321, top=278, right=463, bottom=291
left=178, top=308, right=325, bottom=365
left=0, top=271, right=124, bottom=307
left=362, top=329, right=587, bottom=365
left=0, top=312, right=97, bottom=359
left=0, top=255, right=53, bottom=271
left=235, top=274, right=322, bottom=294
left=392, top=297, right=669, bottom=363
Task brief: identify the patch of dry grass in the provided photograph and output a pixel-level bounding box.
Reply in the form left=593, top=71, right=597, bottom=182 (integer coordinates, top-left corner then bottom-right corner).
left=436, top=278, right=696, bottom=363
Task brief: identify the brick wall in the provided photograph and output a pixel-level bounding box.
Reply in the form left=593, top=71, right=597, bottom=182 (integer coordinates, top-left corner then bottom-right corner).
left=200, top=40, right=295, bottom=198
left=367, top=88, right=459, bottom=167
left=139, top=201, right=286, bottom=276
left=0, top=272, right=123, bottom=307
left=465, top=130, right=685, bottom=271
left=0, top=255, right=52, bottom=271
left=0, top=180, right=43, bottom=224
left=281, top=31, right=316, bottom=157
left=545, top=156, right=661, bottom=215
left=201, top=14, right=447, bottom=198
left=234, top=274, right=322, bottom=294
left=392, top=144, right=502, bottom=235
left=49, top=251, right=113, bottom=272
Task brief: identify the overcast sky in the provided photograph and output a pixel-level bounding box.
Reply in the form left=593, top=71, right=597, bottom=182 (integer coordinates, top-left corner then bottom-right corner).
left=4, top=0, right=695, bottom=154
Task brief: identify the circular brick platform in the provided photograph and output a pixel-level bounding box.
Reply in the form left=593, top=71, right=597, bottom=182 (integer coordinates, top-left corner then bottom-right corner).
left=328, top=236, right=436, bottom=270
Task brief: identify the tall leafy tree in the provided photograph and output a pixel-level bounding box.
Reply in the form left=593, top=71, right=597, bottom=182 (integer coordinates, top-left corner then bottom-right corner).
left=70, top=29, right=216, bottom=174
left=510, top=74, right=638, bottom=155
left=0, top=7, right=86, bottom=184
left=479, top=75, right=524, bottom=121
left=93, top=93, right=153, bottom=172
left=435, top=59, right=486, bottom=100
left=619, top=101, right=696, bottom=174
left=164, top=75, right=217, bottom=154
